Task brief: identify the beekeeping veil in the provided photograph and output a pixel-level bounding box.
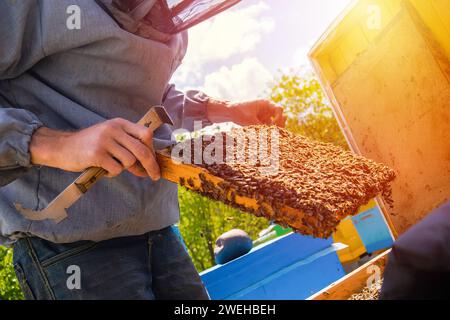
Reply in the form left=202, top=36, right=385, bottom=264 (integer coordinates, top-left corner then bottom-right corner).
left=111, top=0, right=241, bottom=34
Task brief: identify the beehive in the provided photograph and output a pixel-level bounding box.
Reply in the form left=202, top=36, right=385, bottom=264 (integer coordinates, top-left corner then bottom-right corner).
left=309, top=0, right=450, bottom=235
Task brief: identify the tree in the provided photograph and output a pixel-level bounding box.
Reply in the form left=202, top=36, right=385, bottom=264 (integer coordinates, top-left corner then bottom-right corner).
left=0, top=246, right=24, bottom=300
left=178, top=187, right=268, bottom=272
left=268, top=71, right=348, bottom=148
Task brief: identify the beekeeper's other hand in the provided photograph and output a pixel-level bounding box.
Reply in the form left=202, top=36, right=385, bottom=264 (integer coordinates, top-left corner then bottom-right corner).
left=207, top=98, right=287, bottom=127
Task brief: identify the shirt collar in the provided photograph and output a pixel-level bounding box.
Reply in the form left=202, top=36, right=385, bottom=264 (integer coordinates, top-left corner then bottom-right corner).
left=96, top=0, right=173, bottom=43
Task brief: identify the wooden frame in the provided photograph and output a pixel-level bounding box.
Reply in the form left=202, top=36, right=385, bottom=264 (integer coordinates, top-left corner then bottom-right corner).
left=157, top=150, right=339, bottom=238
left=308, top=249, right=390, bottom=300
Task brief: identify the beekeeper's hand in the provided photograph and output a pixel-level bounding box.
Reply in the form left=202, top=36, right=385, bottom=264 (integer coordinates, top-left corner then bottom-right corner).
left=207, top=98, right=287, bottom=127
left=29, top=118, right=160, bottom=179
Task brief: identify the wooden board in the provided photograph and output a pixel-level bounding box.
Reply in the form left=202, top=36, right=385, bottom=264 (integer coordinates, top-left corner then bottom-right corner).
left=156, top=150, right=327, bottom=237
left=332, top=9, right=450, bottom=234
left=311, top=2, right=450, bottom=236
left=308, top=249, right=390, bottom=300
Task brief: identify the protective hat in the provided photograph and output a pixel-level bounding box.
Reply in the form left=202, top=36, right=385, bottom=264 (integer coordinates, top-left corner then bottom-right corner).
left=113, top=0, right=241, bottom=34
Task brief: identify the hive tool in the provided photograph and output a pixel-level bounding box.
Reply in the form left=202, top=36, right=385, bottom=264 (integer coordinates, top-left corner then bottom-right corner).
left=15, top=106, right=174, bottom=223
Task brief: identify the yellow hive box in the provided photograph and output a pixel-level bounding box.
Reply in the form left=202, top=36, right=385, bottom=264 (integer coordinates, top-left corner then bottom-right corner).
left=332, top=200, right=377, bottom=264
left=310, top=0, right=450, bottom=236
left=333, top=218, right=366, bottom=264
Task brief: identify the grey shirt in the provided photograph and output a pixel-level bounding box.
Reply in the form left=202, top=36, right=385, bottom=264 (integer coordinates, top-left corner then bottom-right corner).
left=0, top=0, right=211, bottom=245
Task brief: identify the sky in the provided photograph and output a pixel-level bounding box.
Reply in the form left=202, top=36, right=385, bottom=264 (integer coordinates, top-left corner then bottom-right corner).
left=171, top=0, right=353, bottom=101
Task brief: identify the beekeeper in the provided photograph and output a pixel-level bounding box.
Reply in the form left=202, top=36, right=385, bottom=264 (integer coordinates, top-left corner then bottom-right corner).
left=0, top=0, right=286, bottom=300
left=380, top=200, right=450, bottom=300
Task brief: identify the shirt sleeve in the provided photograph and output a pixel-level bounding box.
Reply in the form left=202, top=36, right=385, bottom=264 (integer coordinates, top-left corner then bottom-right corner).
left=0, top=109, right=43, bottom=186
left=0, top=1, right=45, bottom=186
left=162, top=84, right=212, bottom=132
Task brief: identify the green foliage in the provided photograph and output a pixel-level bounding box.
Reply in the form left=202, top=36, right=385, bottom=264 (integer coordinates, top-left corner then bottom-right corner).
left=0, top=246, right=24, bottom=300
left=178, top=187, right=269, bottom=272
left=268, top=71, right=348, bottom=148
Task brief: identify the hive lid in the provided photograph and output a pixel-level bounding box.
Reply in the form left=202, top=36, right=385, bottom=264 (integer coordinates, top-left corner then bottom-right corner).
left=309, top=0, right=450, bottom=235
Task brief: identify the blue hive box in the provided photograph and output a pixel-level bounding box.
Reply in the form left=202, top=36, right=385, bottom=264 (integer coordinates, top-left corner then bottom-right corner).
left=351, top=206, right=394, bottom=254
left=200, top=233, right=345, bottom=300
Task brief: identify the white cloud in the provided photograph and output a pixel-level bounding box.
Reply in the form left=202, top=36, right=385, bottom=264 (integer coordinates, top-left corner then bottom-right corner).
left=172, top=1, right=275, bottom=87
left=200, top=58, right=272, bottom=101
left=292, top=43, right=315, bottom=69
left=188, top=1, right=274, bottom=62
